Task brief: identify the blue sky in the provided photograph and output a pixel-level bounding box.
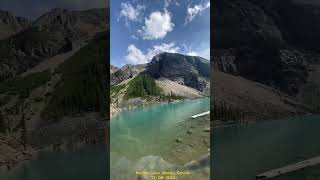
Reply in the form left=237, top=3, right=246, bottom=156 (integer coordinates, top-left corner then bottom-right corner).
left=110, top=0, right=210, bottom=67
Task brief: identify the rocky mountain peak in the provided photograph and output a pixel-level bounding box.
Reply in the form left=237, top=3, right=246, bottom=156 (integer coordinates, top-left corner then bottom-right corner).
left=146, top=52, right=210, bottom=91
left=0, top=8, right=108, bottom=80
left=33, top=8, right=78, bottom=30
left=0, top=10, right=31, bottom=40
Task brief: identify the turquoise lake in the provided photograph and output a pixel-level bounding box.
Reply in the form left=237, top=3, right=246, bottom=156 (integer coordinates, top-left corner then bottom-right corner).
left=212, top=115, right=320, bottom=180
left=4, top=101, right=320, bottom=180
left=4, top=98, right=210, bottom=180
left=5, top=145, right=108, bottom=180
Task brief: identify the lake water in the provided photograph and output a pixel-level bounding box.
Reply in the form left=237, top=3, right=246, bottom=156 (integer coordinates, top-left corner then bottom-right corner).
left=110, top=98, right=210, bottom=179
left=4, top=98, right=210, bottom=180
left=212, top=115, right=320, bottom=180
left=5, top=145, right=108, bottom=180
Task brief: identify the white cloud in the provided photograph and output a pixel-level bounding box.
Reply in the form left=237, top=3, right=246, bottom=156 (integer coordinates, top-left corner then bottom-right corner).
left=126, top=44, right=147, bottom=64
left=164, top=0, right=180, bottom=7
left=187, top=48, right=210, bottom=60
left=185, top=2, right=210, bottom=24
left=187, top=51, right=198, bottom=56
left=120, top=2, right=145, bottom=22
left=140, top=10, right=174, bottom=40
left=147, top=43, right=180, bottom=58
left=126, top=42, right=210, bottom=65
left=126, top=43, right=180, bottom=64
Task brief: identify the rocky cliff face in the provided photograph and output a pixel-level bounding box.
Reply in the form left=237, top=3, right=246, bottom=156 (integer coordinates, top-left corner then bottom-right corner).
left=111, top=64, right=146, bottom=86
left=212, top=0, right=320, bottom=119
left=0, top=8, right=108, bottom=80
left=0, top=10, right=31, bottom=40
left=213, top=0, right=284, bottom=49
left=110, top=65, right=119, bottom=74
left=212, top=0, right=320, bottom=96
left=111, top=52, right=210, bottom=92
left=146, top=52, right=210, bottom=91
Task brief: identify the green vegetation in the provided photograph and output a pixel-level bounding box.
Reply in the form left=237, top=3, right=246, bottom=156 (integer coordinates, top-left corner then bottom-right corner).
left=120, top=74, right=184, bottom=102
left=160, top=91, right=184, bottom=101
left=125, top=74, right=162, bottom=99
left=111, top=84, right=126, bottom=95
left=168, top=91, right=184, bottom=100
left=212, top=98, right=244, bottom=122
left=41, top=34, right=108, bottom=122
left=0, top=71, right=51, bottom=98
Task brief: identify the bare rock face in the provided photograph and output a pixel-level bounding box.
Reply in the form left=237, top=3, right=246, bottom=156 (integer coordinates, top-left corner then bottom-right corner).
left=213, top=48, right=308, bottom=95
left=213, top=0, right=284, bottom=49
left=212, top=0, right=320, bottom=96
left=249, top=0, right=320, bottom=48
left=0, top=8, right=108, bottom=80
left=110, top=65, right=119, bottom=74
left=146, top=52, right=210, bottom=92
left=0, top=10, right=31, bottom=40
left=111, top=64, right=146, bottom=86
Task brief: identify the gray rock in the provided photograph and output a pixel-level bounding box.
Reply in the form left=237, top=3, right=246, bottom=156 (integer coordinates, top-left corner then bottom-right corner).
left=146, top=52, right=210, bottom=92
left=0, top=10, right=31, bottom=40
left=0, top=8, right=108, bottom=80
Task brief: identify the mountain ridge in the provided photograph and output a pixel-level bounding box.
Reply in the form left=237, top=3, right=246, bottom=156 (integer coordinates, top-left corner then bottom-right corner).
left=110, top=52, right=210, bottom=117
left=212, top=0, right=320, bottom=122
left=0, top=8, right=108, bottom=81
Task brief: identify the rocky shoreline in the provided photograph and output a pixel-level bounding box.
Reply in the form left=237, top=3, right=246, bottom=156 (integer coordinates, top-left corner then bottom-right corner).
left=0, top=112, right=107, bottom=176
left=0, top=132, right=37, bottom=175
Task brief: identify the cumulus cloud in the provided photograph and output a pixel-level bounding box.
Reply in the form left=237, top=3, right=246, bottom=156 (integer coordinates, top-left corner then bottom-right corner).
left=126, top=44, right=147, bottom=64
left=126, top=43, right=180, bottom=64
left=140, top=10, right=174, bottom=40
left=119, top=2, right=145, bottom=22
left=187, top=48, right=210, bottom=60
left=126, top=42, right=209, bottom=65
left=185, top=1, right=210, bottom=24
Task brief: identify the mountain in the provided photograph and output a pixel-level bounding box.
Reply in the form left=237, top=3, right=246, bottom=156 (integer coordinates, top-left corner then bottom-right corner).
left=146, top=52, right=210, bottom=91
left=0, top=8, right=108, bottom=81
left=0, top=10, right=31, bottom=40
left=0, top=8, right=109, bottom=170
left=111, top=64, right=146, bottom=85
left=110, top=65, right=119, bottom=74
left=110, top=52, right=209, bottom=116
left=212, top=0, right=320, bottom=121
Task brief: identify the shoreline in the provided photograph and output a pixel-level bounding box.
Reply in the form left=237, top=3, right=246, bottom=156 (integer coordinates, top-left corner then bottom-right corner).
left=111, top=96, right=209, bottom=119
left=1, top=112, right=107, bottom=176
left=1, top=139, right=107, bottom=177
left=211, top=113, right=316, bottom=129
